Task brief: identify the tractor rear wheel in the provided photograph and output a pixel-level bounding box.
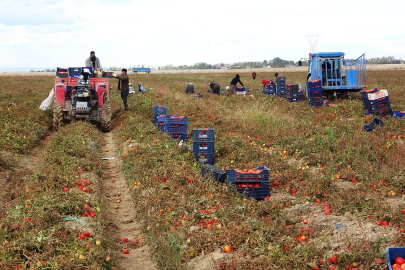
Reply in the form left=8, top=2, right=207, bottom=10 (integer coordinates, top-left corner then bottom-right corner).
left=53, top=100, right=63, bottom=131
left=101, top=101, right=112, bottom=132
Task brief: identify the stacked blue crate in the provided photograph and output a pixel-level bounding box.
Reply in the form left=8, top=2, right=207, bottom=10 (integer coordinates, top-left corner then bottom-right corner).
left=286, top=84, right=299, bottom=102
left=263, top=84, right=275, bottom=95
left=307, top=80, right=324, bottom=107
left=156, top=115, right=165, bottom=131
left=193, top=129, right=215, bottom=164
left=164, top=115, right=188, bottom=140
left=226, top=166, right=270, bottom=200
left=276, top=77, right=286, bottom=96
left=370, top=98, right=392, bottom=117
left=360, top=88, right=378, bottom=115
left=152, top=104, right=167, bottom=123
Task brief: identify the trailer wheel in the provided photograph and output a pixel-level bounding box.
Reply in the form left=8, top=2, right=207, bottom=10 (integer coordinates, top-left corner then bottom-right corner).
left=101, top=101, right=112, bottom=132
left=53, top=100, right=63, bottom=131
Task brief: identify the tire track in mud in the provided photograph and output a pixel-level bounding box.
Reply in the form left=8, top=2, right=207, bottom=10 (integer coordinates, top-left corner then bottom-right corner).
left=101, top=132, right=157, bottom=270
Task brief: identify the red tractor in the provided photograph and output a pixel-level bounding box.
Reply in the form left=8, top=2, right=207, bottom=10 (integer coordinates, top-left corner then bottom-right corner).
left=53, top=76, right=112, bottom=131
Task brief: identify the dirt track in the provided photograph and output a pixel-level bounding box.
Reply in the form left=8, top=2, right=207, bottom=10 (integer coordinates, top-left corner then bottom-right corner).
left=101, top=132, right=157, bottom=270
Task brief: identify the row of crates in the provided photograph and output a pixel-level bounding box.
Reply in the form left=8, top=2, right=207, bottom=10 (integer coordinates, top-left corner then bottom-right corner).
left=56, top=67, right=94, bottom=78
left=152, top=104, right=188, bottom=141
left=152, top=105, right=269, bottom=200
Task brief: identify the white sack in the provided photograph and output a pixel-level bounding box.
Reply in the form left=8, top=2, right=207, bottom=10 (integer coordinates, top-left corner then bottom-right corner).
left=39, top=88, right=55, bottom=111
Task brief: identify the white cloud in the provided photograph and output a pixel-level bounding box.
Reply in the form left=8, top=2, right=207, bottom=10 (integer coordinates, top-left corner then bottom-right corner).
left=0, top=0, right=404, bottom=69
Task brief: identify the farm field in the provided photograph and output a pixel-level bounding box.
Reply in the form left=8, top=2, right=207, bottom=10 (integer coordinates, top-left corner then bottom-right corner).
left=1, top=69, right=405, bottom=269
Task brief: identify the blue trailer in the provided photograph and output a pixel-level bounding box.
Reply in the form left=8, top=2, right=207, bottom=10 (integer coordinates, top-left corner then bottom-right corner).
left=306, top=52, right=366, bottom=98
left=132, top=68, right=151, bottom=74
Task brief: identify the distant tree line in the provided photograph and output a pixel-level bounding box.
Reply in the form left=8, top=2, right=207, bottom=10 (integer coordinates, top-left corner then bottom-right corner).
left=163, top=57, right=301, bottom=70
left=366, top=56, right=403, bottom=64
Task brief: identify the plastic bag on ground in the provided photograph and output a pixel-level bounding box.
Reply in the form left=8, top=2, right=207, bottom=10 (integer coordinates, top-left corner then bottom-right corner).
left=39, top=88, right=55, bottom=111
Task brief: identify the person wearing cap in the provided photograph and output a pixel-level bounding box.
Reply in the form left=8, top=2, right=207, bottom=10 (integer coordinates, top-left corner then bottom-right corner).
left=228, top=74, right=243, bottom=95
left=85, top=51, right=103, bottom=78
left=209, top=82, right=220, bottom=95
left=112, top=69, right=130, bottom=111
left=77, top=68, right=91, bottom=87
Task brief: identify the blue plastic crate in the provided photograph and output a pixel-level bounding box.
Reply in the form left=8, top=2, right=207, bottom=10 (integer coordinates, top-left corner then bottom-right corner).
left=230, top=181, right=270, bottom=200
left=287, top=98, right=299, bottom=103
left=193, top=142, right=214, bottom=155
left=170, top=133, right=187, bottom=141
left=236, top=87, right=246, bottom=92
left=194, top=153, right=215, bottom=165
left=387, top=247, right=405, bottom=270
left=201, top=165, right=226, bottom=183
left=157, top=122, right=165, bottom=131
left=307, top=80, right=322, bottom=89
left=309, top=101, right=324, bottom=107
left=164, top=123, right=188, bottom=134
left=309, top=96, right=323, bottom=103
left=226, top=166, right=270, bottom=200
left=369, top=96, right=390, bottom=106
left=276, top=77, right=286, bottom=84
left=56, top=67, right=68, bottom=78
left=193, top=129, right=214, bottom=142
left=226, top=166, right=269, bottom=182
left=371, top=102, right=392, bottom=112
left=153, top=104, right=168, bottom=115
left=287, top=92, right=299, bottom=98
left=392, top=111, right=405, bottom=118
left=263, top=90, right=275, bottom=95
left=374, top=108, right=393, bottom=117
left=68, top=67, right=82, bottom=78
left=308, top=90, right=323, bottom=98
left=360, top=88, right=378, bottom=99
left=265, top=84, right=276, bottom=91
left=287, top=84, right=299, bottom=92
left=164, top=115, right=188, bottom=125
left=152, top=113, right=165, bottom=124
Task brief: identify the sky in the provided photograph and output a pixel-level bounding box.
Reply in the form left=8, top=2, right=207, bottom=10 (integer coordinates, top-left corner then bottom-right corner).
left=0, top=0, right=404, bottom=69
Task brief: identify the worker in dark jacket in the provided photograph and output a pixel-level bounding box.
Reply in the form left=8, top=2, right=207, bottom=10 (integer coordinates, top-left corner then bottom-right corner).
left=252, top=71, right=257, bottom=80
left=228, top=74, right=244, bottom=95
left=209, top=82, right=220, bottom=95
left=112, top=68, right=130, bottom=111
left=186, top=83, right=195, bottom=94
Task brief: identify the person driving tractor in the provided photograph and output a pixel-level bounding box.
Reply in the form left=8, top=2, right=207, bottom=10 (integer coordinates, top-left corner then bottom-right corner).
left=85, top=51, right=103, bottom=77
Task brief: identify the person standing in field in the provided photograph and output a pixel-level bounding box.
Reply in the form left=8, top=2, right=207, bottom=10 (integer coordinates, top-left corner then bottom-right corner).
left=274, top=72, right=280, bottom=79
left=209, top=82, right=220, bottom=95
left=112, top=69, right=130, bottom=111
left=228, top=74, right=244, bottom=95
left=252, top=71, right=257, bottom=80
left=85, top=51, right=103, bottom=78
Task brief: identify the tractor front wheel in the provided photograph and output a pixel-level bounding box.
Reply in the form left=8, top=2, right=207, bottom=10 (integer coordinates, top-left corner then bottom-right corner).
left=53, top=100, right=63, bottom=131
left=101, top=102, right=112, bottom=132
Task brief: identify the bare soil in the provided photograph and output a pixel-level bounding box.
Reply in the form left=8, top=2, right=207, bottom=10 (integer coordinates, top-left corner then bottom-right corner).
left=101, top=132, right=157, bottom=270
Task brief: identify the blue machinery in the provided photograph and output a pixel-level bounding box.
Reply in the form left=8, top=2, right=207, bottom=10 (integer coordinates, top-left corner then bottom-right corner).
left=308, top=52, right=366, bottom=92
